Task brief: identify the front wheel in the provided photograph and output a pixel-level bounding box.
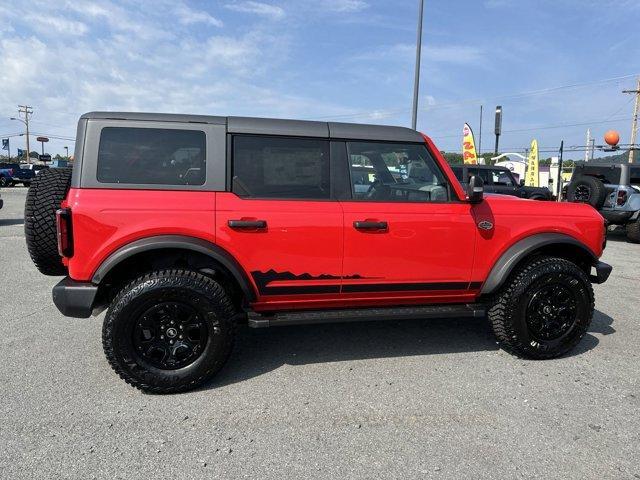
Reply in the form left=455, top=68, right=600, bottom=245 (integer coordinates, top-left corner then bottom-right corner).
left=102, top=270, right=237, bottom=394
left=487, top=256, right=594, bottom=359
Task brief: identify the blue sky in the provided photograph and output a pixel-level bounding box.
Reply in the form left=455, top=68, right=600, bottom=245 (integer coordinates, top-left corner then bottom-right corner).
left=0, top=0, right=639, bottom=159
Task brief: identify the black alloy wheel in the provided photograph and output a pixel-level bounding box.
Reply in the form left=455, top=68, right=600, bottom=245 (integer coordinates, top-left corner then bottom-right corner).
left=573, top=184, right=591, bottom=203
left=525, top=280, right=578, bottom=342
left=132, top=301, right=209, bottom=370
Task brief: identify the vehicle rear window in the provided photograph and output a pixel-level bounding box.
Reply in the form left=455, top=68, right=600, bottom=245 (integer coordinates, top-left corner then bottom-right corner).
left=97, top=127, right=206, bottom=185
left=578, top=166, right=620, bottom=184
left=631, top=167, right=640, bottom=186
left=232, top=136, right=330, bottom=199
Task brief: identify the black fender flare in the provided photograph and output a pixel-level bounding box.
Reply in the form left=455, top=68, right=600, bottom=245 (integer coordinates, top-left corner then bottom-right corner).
left=480, top=233, right=597, bottom=295
left=91, top=235, right=256, bottom=302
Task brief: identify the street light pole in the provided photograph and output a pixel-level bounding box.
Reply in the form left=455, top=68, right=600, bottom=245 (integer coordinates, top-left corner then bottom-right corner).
left=64, top=146, right=69, bottom=159
left=411, top=0, right=424, bottom=130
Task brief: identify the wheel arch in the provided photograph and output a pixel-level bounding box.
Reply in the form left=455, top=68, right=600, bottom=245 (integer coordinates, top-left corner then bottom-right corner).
left=92, top=235, right=256, bottom=307
left=480, top=233, right=597, bottom=295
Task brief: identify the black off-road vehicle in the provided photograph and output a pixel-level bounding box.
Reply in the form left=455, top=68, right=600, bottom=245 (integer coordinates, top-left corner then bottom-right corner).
left=451, top=164, right=553, bottom=200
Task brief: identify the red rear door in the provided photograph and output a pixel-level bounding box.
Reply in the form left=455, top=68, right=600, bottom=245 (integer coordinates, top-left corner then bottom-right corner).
left=339, top=140, right=478, bottom=306
left=215, top=135, right=344, bottom=310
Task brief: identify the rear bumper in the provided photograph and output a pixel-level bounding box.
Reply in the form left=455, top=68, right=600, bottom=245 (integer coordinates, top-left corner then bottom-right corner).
left=52, top=277, right=98, bottom=318
left=590, top=261, right=612, bottom=284
left=601, top=209, right=634, bottom=225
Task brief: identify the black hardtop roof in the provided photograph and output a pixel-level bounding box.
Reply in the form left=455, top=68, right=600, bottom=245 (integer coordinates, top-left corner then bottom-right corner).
left=80, top=111, right=424, bottom=143
left=450, top=164, right=511, bottom=170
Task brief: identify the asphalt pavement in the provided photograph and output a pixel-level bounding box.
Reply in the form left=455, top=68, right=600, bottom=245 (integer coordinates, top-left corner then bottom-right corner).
left=1, top=187, right=638, bottom=479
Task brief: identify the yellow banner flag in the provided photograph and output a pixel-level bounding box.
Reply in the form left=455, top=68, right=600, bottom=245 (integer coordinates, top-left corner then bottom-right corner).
left=525, top=139, right=539, bottom=187
left=462, top=123, right=478, bottom=165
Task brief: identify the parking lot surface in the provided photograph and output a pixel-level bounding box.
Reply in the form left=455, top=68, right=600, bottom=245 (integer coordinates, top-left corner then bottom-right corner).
left=1, top=187, right=639, bottom=479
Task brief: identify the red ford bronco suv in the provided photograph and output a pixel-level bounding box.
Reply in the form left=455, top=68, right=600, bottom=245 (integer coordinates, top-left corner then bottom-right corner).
left=25, top=112, right=611, bottom=394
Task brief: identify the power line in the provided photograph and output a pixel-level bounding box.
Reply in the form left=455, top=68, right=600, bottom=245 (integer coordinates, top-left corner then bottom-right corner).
left=309, top=73, right=640, bottom=122
left=428, top=115, right=630, bottom=140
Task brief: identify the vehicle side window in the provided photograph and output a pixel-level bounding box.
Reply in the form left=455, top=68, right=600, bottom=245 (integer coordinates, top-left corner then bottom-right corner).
left=232, top=136, right=330, bottom=199
left=346, top=142, right=450, bottom=202
left=492, top=170, right=514, bottom=186
left=97, top=127, right=206, bottom=185
left=451, top=167, right=464, bottom=181
left=630, top=167, right=639, bottom=186
left=467, top=168, right=491, bottom=184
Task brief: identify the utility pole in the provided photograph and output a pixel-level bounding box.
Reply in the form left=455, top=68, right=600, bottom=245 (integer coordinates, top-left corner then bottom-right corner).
left=411, top=0, right=424, bottom=130
left=17, top=105, right=33, bottom=164
left=478, top=105, right=483, bottom=155
left=623, top=77, right=640, bottom=163
left=557, top=140, right=564, bottom=202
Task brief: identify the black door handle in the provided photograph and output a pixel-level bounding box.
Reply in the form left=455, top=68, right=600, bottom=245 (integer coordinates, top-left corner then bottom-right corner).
left=353, top=220, right=388, bottom=231
left=228, top=219, right=267, bottom=229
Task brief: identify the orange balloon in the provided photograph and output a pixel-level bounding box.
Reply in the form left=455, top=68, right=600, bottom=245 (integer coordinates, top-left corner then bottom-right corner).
left=604, top=130, right=620, bottom=146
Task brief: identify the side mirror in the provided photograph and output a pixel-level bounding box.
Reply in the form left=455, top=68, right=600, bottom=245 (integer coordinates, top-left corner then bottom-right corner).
left=519, top=179, right=525, bottom=187
left=467, top=175, right=484, bottom=204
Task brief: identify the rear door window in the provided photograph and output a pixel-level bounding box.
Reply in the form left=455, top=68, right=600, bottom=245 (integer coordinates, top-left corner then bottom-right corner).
left=231, top=136, right=330, bottom=199
left=97, top=127, right=206, bottom=185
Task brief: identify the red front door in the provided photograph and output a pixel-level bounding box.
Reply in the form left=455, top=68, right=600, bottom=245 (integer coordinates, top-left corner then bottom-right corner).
left=340, top=201, right=477, bottom=306
left=339, top=140, right=478, bottom=306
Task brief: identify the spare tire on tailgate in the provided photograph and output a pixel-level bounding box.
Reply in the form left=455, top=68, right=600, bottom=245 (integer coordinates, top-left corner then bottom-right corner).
left=24, top=167, right=72, bottom=276
left=566, top=176, right=606, bottom=208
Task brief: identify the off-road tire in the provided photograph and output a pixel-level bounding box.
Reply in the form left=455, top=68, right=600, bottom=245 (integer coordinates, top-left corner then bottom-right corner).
left=487, top=256, right=594, bottom=359
left=102, top=270, right=237, bottom=394
left=627, top=218, right=640, bottom=243
left=24, top=167, right=72, bottom=275
left=567, top=176, right=606, bottom=208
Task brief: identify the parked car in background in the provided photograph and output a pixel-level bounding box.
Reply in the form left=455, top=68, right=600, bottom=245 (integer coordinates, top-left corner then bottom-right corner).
left=566, top=162, right=640, bottom=242
left=0, top=162, right=36, bottom=187
left=20, top=164, right=49, bottom=174
left=450, top=164, right=553, bottom=200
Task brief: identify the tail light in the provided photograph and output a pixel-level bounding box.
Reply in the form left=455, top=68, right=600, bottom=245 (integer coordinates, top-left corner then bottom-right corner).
left=8, top=168, right=13, bottom=176
left=616, top=189, right=628, bottom=206
left=56, top=208, right=73, bottom=257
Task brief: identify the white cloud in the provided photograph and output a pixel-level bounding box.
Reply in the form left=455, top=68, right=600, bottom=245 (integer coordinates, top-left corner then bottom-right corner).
left=319, top=0, right=369, bottom=13
left=174, top=3, right=224, bottom=27
left=25, top=13, right=88, bottom=36
left=225, top=1, right=285, bottom=20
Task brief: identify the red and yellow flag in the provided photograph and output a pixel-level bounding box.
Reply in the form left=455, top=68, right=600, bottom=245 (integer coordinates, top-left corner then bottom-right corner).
left=462, top=123, right=478, bottom=164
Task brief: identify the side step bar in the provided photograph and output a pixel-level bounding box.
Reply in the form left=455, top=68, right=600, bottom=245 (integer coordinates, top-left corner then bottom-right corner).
left=248, top=304, right=486, bottom=328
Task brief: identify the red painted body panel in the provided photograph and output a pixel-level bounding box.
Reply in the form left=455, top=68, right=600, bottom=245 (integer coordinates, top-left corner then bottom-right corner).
left=65, top=188, right=216, bottom=281
left=63, top=136, right=606, bottom=314
left=339, top=200, right=477, bottom=303
left=469, top=194, right=604, bottom=283
left=215, top=192, right=344, bottom=306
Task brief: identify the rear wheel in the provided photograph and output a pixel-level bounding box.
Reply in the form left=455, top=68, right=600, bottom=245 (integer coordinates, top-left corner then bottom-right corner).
left=627, top=218, right=640, bottom=243
left=487, top=256, right=594, bottom=359
left=102, top=270, right=237, bottom=394
left=24, top=167, right=72, bottom=275
left=0, top=176, right=9, bottom=187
